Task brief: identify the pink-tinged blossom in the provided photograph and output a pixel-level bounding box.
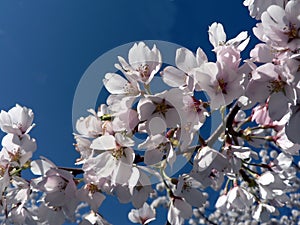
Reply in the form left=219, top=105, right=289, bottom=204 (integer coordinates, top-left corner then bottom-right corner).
left=243, top=0, right=285, bottom=19
left=138, top=134, right=175, bottom=167
left=1, top=133, right=36, bottom=166
left=112, top=109, right=139, bottom=134
left=128, top=202, right=156, bottom=225
left=84, top=133, right=137, bottom=186
left=250, top=43, right=276, bottom=63
left=113, top=165, right=155, bottom=208
left=32, top=164, right=79, bottom=222
left=103, top=72, right=140, bottom=96
left=224, top=145, right=258, bottom=175
left=137, top=88, right=183, bottom=134
left=77, top=184, right=106, bottom=212
left=0, top=104, right=34, bottom=136
left=246, top=63, right=295, bottom=120
left=103, top=72, right=141, bottom=112
left=254, top=1, right=300, bottom=50
left=76, top=110, right=103, bottom=138
left=161, top=47, right=207, bottom=92
left=174, top=174, right=207, bottom=207
left=115, top=42, right=162, bottom=85
left=182, top=95, right=208, bottom=130
left=216, top=186, right=254, bottom=212
left=251, top=103, right=273, bottom=126
left=226, top=186, right=254, bottom=210
left=139, top=89, right=206, bottom=151
left=130, top=167, right=153, bottom=208
left=167, top=197, right=193, bottom=225
left=191, top=146, right=229, bottom=189
left=257, top=171, right=288, bottom=200
left=269, top=152, right=293, bottom=176
left=208, top=22, right=249, bottom=51
left=195, top=61, right=244, bottom=110
left=73, top=135, right=93, bottom=165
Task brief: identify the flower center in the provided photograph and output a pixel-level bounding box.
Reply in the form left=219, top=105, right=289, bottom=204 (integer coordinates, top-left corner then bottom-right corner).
left=217, top=78, right=228, bottom=94
left=284, top=23, right=298, bottom=41
left=268, top=79, right=286, bottom=93
left=87, top=183, right=99, bottom=194
left=154, top=99, right=172, bottom=117
left=137, top=64, right=150, bottom=79
left=182, top=180, right=192, bottom=192
left=112, top=146, right=124, bottom=160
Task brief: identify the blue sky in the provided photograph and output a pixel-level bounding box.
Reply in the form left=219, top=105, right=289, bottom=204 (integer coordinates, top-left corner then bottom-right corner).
left=0, top=1, right=257, bottom=224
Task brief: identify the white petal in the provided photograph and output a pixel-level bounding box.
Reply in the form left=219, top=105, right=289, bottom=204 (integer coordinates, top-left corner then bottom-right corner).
left=90, top=135, right=116, bottom=150
left=176, top=48, right=198, bottom=73
left=161, top=66, right=186, bottom=87
left=268, top=92, right=289, bottom=121
left=144, top=149, right=164, bottom=165
left=103, top=73, right=129, bottom=94
left=208, top=22, right=226, bottom=48
left=30, top=158, right=56, bottom=176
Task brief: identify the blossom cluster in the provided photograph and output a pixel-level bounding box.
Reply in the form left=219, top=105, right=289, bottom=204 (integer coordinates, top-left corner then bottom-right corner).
left=0, top=0, right=299, bottom=224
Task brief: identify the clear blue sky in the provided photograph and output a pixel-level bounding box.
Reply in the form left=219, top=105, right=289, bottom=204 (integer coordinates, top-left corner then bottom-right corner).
left=0, top=1, right=257, bottom=224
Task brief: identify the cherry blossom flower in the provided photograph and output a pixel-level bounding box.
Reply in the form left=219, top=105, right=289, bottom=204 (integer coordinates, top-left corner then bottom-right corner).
left=161, top=47, right=207, bottom=92
left=111, top=108, right=139, bottom=134
left=137, top=89, right=183, bottom=134
left=0, top=104, right=34, bottom=136
left=128, top=202, right=156, bottom=225
left=226, top=186, right=254, bottom=210
left=84, top=133, right=137, bottom=186
left=246, top=63, right=295, bottom=120
left=76, top=109, right=103, bottom=138
left=31, top=160, right=79, bottom=222
left=130, top=167, right=153, bottom=208
left=167, top=197, right=193, bottom=225
left=215, top=186, right=254, bottom=212
left=194, top=61, right=244, bottom=110
left=223, top=145, right=258, bottom=175
left=269, top=152, right=293, bottom=175
left=103, top=72, right=141, bottom=112
left=174, top=174, right=207, bottom=207
left=254, top=0, right=300, bottom=50
left=115, top=42, right=162, bottom=85
left=73, top=135, right=93, bottom=164
left=257, top=171, right=288, bottom=200
left=191, top=146, right=229, bottom=189
left=208, top=22, right=249, bottom=51
left=77, top=184, right=106, bottom=212
left=182, top=95, right=208, bottom=130
left=138, top=133, right=175, bottom=166
left=1, top=133, right=36, bottom=166
left=243, top=0, right=285, bottom=19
